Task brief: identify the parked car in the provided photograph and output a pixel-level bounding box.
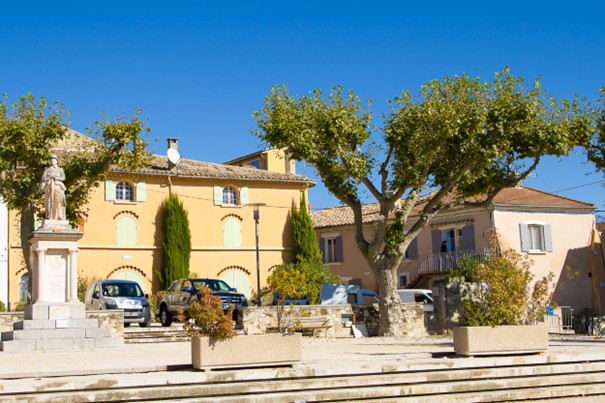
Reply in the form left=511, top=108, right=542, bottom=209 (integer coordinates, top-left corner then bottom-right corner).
left=84, top=279, right=152, bottom=327
left=156, top=278, right=248, bottom=327
left=319, top=283, right=380, bottom=305
left=397, top=289, right=434, bottom=312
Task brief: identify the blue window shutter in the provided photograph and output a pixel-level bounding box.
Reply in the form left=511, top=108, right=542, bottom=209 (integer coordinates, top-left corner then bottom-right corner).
left=519, top=223, right=530, bottom=252
left=136, top=181, right=146, bottom=202
left=432, top=230, right=442, bottom=254
left=461, top=225, right=475, bottom=251
left=407, top=237, right=418, bottom=260
left=105, top=180, right=116, bottom=201
left=335, top=236, right=343, bottom=262
left=213, top=185, right=223, bottom=205
left=240, top=186, right=248, bottom=206
left=544, top=224, right=553, bottom=252
left=224, top=219, right=242, bottom=247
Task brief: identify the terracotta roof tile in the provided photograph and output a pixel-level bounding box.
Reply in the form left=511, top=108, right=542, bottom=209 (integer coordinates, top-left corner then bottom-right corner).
left=312, top=186, right=594, bottom=229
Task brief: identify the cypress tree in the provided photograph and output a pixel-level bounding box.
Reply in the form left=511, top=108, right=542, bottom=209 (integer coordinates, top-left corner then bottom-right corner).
left=292, top=193, right=323, bottom=266
left=158, top=193, right=192, bottom=289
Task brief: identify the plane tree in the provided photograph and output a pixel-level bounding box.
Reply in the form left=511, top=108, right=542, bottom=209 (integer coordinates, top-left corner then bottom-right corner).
left=0, top=93, right=150, bottom=301
left=587, top=87, right=605, bottom=186
left=253, top=68, right=594, bottom=336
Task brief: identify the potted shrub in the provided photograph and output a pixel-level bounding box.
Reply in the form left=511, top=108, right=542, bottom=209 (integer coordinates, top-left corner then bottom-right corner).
left=451, top=235, right=553, bottom=356
left=183, top=287, right=302, bottom=370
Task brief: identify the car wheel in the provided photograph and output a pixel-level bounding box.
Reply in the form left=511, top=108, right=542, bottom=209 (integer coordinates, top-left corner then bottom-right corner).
left=160, top=306, right=172, bottom=327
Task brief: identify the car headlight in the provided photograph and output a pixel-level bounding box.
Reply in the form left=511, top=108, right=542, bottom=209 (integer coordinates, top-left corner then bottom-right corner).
left=105, top=299, right=118, bottom=309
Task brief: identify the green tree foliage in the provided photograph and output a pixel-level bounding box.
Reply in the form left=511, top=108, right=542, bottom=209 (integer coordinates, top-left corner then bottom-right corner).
left=0, top=93, right=150, bottom=291
left=254, top=68, right=593, bottom=336
left=460, top=236, right=554, bottom=327
left=587, top=87, right=605, bottom=183
left=290, top=193, right=339, bottom=303
left=159, top=193, right=192, bottom=289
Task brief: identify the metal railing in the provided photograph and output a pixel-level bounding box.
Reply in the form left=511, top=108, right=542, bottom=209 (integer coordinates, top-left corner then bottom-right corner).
left=544, top=306, right=574, bottom=333
left=418, top=250, right=491, bottom=274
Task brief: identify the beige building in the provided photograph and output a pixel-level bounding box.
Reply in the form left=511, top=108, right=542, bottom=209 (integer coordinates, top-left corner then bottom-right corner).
left=312, top=186, right=605, bottom=316
left=6, top=140, right=313, bottom=307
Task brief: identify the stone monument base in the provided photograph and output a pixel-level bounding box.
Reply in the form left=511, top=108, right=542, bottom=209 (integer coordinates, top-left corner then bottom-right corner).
left=1, top=302, right=123, bottom=353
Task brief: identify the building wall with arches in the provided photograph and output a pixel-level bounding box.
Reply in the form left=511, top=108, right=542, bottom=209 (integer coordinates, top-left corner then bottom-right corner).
left=5, top=147, right=312, bottom=306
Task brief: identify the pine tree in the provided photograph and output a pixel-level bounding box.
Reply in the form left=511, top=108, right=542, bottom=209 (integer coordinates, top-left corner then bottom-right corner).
left=159, top=193, right=192, bottom=289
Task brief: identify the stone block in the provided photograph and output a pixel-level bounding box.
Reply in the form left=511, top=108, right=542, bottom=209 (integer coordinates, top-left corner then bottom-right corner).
left=86, top=327, right=111, bottom=338
left=1, top=339, right=36, bottom=353
left=11, top=328, right=86, bottom=340
left=14, top=320, right=56, bottom=330
left=453, top=325, right=548, bottom=356
left=94, top=337, right=125, bottom=348
left=34, top=337, right=95, bottom=351
left=25, top=304, right=50, bottom=320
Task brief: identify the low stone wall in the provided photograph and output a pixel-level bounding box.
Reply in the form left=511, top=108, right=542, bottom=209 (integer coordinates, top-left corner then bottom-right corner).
left=0, top=310, right=124, bottom=338
left=242, top=303, right=426, bottom=338
left=241, top=305, right=355, bottom=338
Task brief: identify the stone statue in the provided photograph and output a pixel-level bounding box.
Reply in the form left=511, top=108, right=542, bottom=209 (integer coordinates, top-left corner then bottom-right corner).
left=42, top=155, right=67, bottom=221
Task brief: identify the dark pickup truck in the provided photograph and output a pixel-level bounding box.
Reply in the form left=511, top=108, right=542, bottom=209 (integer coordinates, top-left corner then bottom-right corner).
left=156, top=278, right=248, bottom=326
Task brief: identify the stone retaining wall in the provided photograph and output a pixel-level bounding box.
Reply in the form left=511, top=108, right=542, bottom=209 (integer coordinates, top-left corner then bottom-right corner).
left=0, top=311, right=124, bottom=338
left=352, top=303, right=425, bottom=337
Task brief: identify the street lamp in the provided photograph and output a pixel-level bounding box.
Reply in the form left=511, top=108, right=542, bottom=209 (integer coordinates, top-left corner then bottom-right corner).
left=249, top=203, right=266, bottom=307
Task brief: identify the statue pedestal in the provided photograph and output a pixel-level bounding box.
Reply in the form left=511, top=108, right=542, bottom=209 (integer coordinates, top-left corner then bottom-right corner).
left=0, top=223, right=123, bottom=353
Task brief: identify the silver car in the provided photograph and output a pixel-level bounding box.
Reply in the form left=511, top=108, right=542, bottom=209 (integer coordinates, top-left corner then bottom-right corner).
left=85, top=280, right=152, bottom=327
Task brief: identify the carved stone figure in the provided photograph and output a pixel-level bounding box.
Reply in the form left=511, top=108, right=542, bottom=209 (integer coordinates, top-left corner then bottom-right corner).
left=42, top=155, right=67, bottom=221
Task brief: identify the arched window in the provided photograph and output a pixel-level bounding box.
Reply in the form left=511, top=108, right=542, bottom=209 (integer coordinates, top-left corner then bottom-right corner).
left=116, top=215, right=137, bottom=246
left=220, top=269, right=251, bottom=299
left=116, top=182, right=134, bottom=201
left=222, top=186, right=237, bottom=205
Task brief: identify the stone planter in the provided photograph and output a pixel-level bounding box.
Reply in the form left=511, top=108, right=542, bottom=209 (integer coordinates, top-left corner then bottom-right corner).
left=191, top=333, right=302, bottom=370
left=453, top=324, right=548, bottom=356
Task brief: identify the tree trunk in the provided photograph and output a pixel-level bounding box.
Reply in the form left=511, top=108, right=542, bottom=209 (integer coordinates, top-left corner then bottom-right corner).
left=374, top=261, right=404, bottom=337
left=19, top=204, right=35, bottom=303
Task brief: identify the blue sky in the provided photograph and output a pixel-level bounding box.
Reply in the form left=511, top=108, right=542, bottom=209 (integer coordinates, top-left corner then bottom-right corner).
left=1, top=1, right=604, bottom=212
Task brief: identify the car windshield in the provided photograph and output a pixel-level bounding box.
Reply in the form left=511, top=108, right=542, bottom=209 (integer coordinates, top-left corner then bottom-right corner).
left=191, top=279, right=232, bottom=292
left=102, top=282, right=144, bottom=297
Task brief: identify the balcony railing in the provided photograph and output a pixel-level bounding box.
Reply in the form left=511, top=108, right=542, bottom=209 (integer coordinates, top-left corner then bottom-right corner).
left=418, top=249, right=491, bottom=275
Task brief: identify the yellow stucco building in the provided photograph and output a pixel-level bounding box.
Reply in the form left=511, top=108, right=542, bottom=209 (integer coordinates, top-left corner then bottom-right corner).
left=6, top=139, right=313, bottom=307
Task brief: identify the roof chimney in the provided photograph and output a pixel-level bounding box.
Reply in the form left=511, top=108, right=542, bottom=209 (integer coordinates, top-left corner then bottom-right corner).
left=167, top=138, right=179, bottom=150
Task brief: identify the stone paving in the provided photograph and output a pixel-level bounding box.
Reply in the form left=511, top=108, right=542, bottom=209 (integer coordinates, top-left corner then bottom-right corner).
left=0, top=332, right=604, bottom=379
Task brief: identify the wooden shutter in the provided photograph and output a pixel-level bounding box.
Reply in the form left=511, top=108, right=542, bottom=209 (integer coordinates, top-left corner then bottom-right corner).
left=136, top=181, right=146, bottom=202
left=319, top=237, right=327, bottom=263
left=223, top=218, right=242, bottom=247
left=116, top=216, right=137, bottom=246
left=544, top=224, right=553, bottom=252
left=432, top=230, right=442, bottom=254
left=240, top=186, right=248, bottom=206
left=519, top=223, right=530, bottom=252
left=461, top=225, right=475, bottom=251
left=335, top=236, right=343, bottom=262
left=105, top=180, right=116, bottom=201
left=213, top=185, right=223, bottom=205
left=406, top=237, right=418, bottom=260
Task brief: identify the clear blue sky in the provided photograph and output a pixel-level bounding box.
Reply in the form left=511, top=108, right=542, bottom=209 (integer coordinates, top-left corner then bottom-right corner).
left=1, top=1, right=604, bottom=213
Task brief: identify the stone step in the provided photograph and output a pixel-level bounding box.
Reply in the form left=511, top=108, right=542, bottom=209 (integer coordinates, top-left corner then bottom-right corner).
left=1, top=356, right=605, bottom=401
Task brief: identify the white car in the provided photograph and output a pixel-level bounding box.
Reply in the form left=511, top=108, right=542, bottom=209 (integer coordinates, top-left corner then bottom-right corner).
left=85, top=280, right=152, bottom=327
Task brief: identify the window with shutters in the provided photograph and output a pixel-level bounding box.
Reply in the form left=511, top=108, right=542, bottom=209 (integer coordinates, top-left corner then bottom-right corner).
left=105, top=180, right=146, bottom=203
left=398, top=272, right=409, bottom=288
left=320, top=233, right=343, bottom=264
left=520, top=222, right=552, bottom=253
left=214, top=185, right=248, bottom=207
left=431, top=224, right=475, bottom=254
